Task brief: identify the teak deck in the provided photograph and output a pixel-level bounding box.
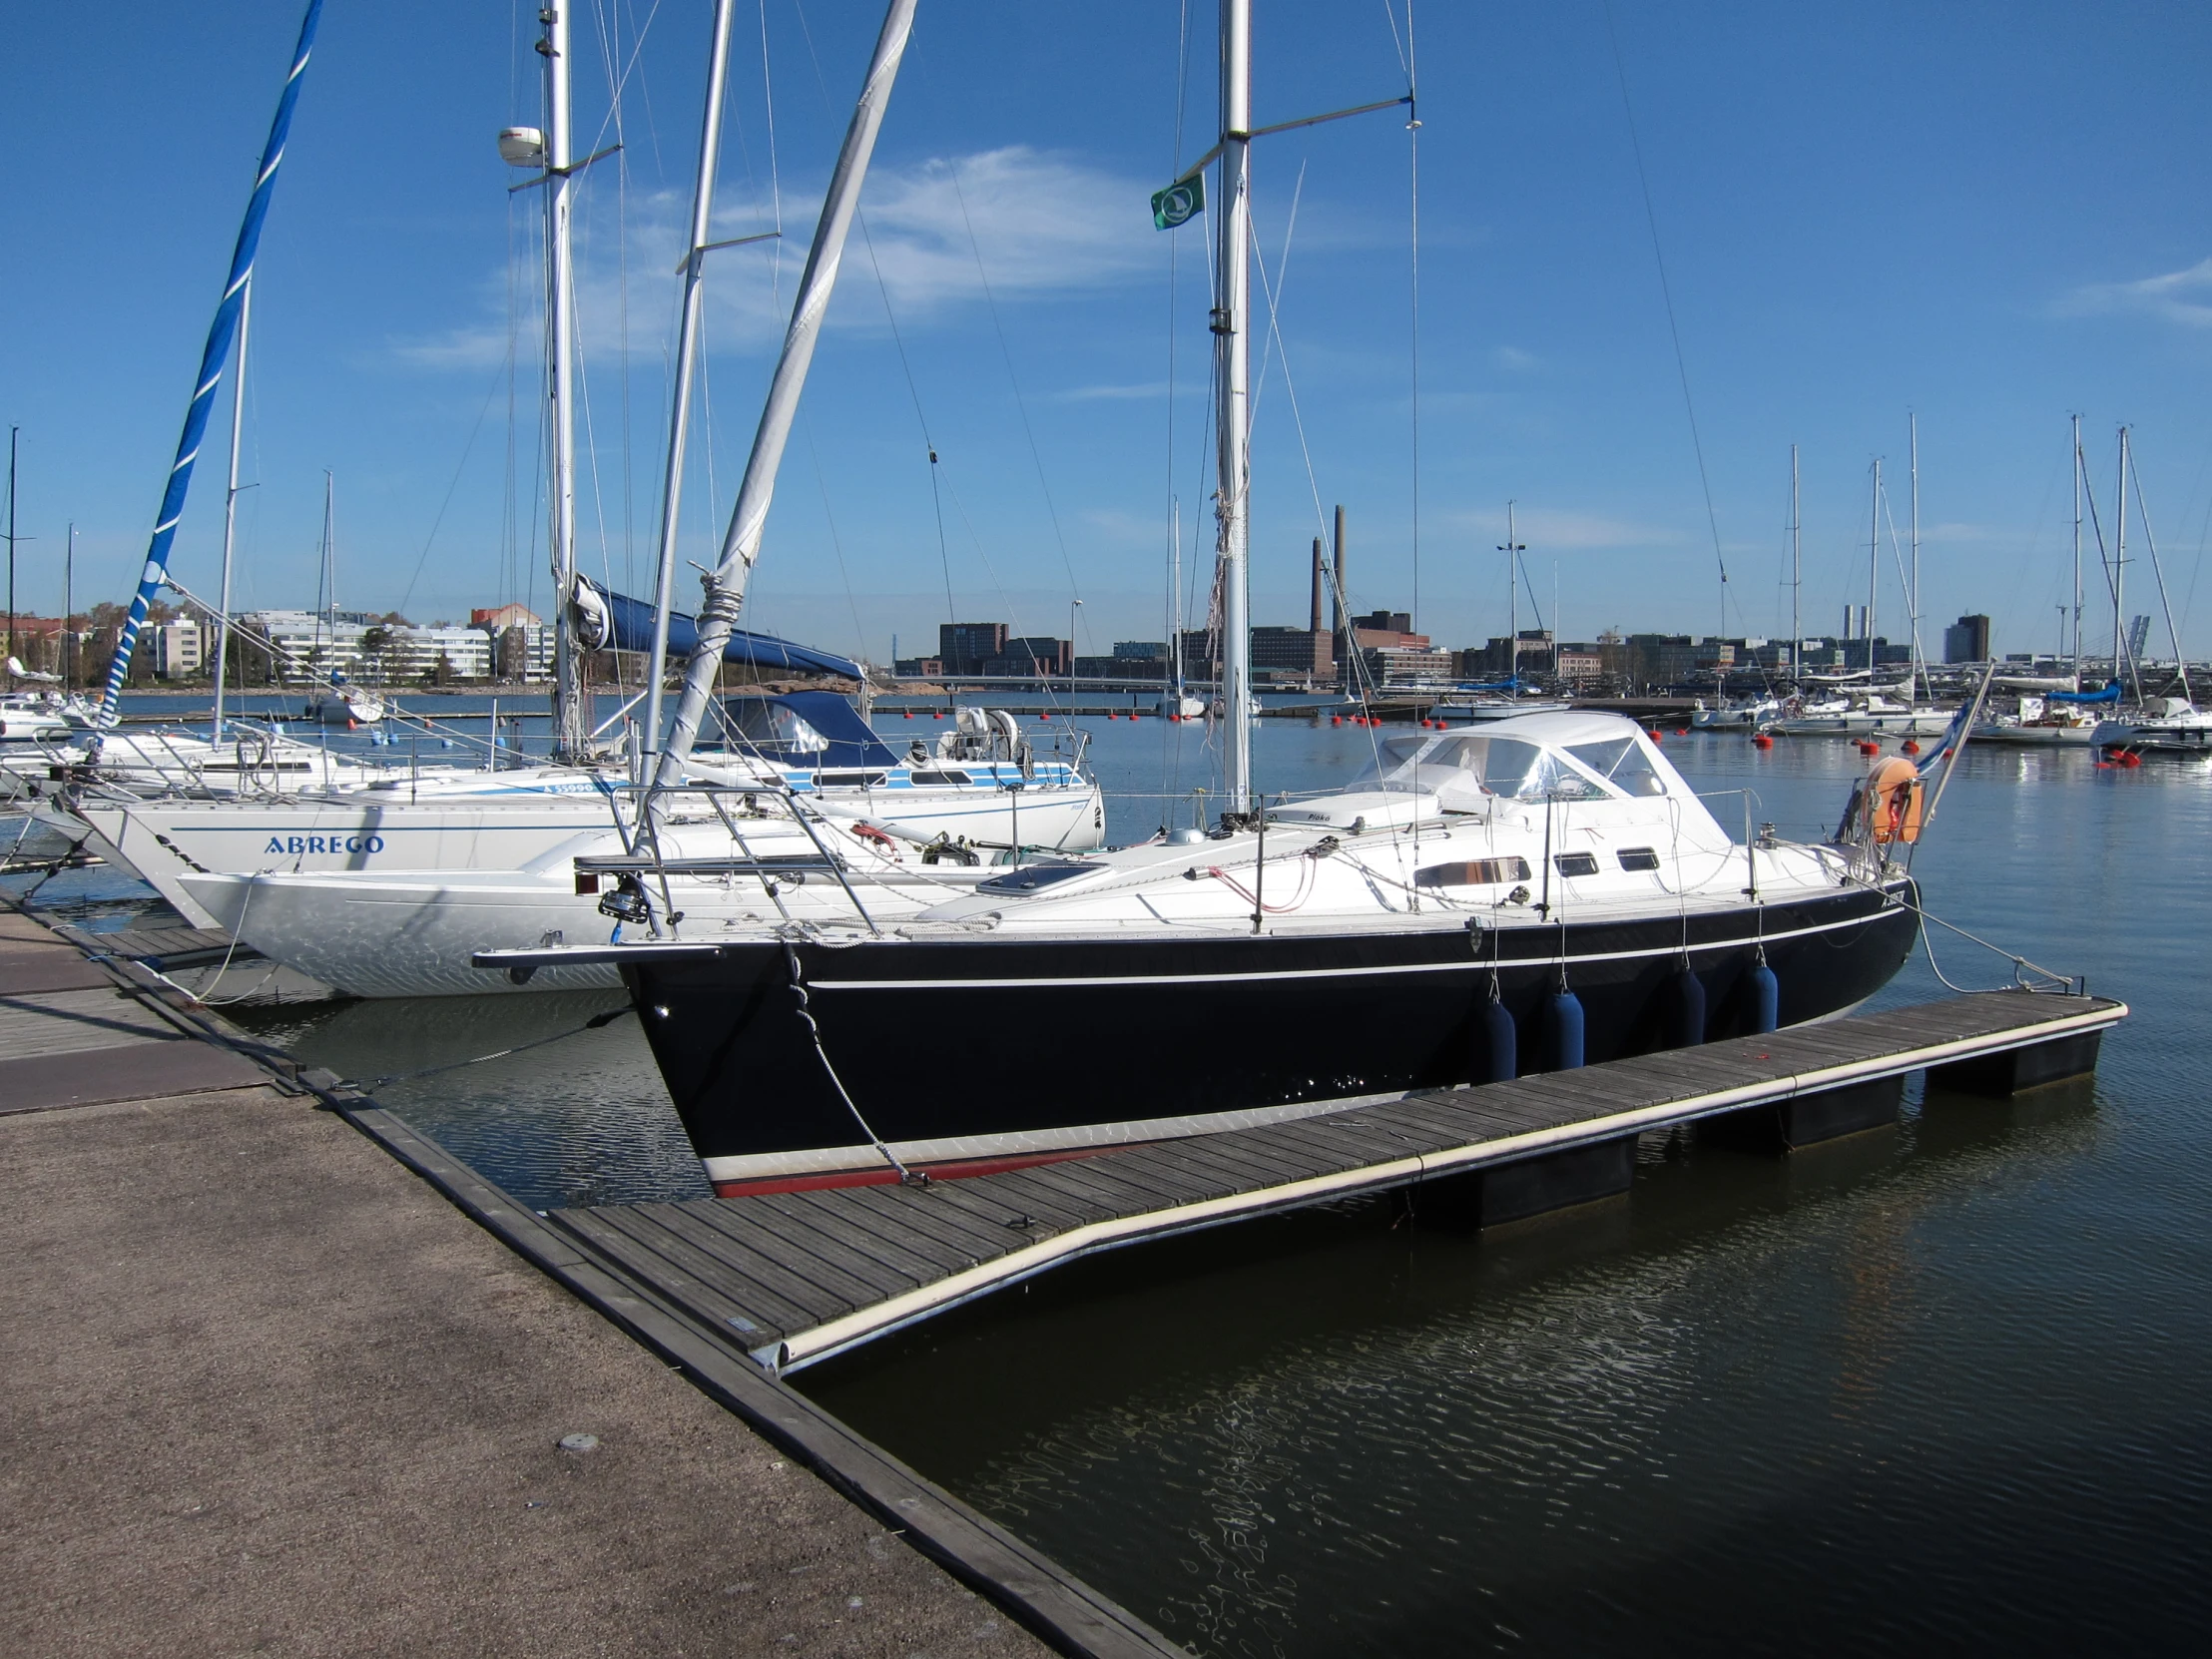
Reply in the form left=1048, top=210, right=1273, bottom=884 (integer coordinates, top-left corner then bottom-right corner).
left=550, top=992, right=2125, bottom=1373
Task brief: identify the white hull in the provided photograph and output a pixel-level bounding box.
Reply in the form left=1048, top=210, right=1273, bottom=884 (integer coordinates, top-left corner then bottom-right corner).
left=67, top=776, right=1101, bottom=929
left=180, top=834, right=996, bottom=997
left=1767, top=710, right=1954, bottom=738
left=1970, top=722, right=2097, bottom=748
left=2092, top=719, right=2212, bottom=754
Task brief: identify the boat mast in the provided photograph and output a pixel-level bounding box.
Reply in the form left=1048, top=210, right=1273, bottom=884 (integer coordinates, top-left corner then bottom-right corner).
left=5, top=425, right=16, bottom=668
left=2071, top=413, right=2083, bottom=677
left=1500, top=500, right=1521, bottom=686
left=1867, top=458, right=1880, bottom=678
left=1909, top=412, right=1921, bottom=690
left=315, top=470, right=333, bottom=689
left=643, top=0, right=740, bottom=764
left=1170, top=499, right=1187, bottom=709
left=539, top=1, right=590, bottom=763
left=1214, top=0, right=1254, bottom=813
left=1789, top=444, right=1800, bottom=681
left=2113, top=425, right=2130, bottom=699
left=213, top=277, right=250, bottom=740
left=97, top=0, right=322, bottom=726
left=654, top=0, right=919, bottom=789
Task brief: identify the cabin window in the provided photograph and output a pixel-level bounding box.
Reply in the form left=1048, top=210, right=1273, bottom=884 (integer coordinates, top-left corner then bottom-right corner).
left=727, top=700, right=830, bottom=754
left=906, top=770, right=971, bottom=787
left=1617, top=846, right=1662, bottom=871
left=1413, top=855, right=1532, bottom=888
left=1564, top=736, right=1668, bottom=797
left=812, top=771, right=887, bottom=789
left=1553, top=850, right=1601, bottom=877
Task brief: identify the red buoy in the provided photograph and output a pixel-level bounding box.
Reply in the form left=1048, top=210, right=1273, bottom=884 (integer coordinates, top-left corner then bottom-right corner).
left=1675, top=727, right=1689, bottom=737
left=1753, top=733, right=1774, bottom=749
left=903, top=710, right=912, bottom=719
left=1901, top=739, right=1920, bottom=755
left=2123, top=751, right=2143, bottom=768
left=1331, top=714, right=1343, bottom=726
left=1648, top=729, right=1662, bottom=742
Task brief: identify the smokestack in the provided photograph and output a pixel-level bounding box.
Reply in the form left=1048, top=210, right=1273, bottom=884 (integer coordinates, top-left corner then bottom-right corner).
left=1333, top=503, right=1348, bottom=689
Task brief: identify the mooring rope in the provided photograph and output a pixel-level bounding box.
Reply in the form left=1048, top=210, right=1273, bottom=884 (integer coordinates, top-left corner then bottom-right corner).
left=784, top=942, right=925, bottom=1185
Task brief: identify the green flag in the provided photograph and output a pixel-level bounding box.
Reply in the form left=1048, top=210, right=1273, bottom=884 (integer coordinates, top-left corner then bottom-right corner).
left=1151, top=174, right=1204, bottom=231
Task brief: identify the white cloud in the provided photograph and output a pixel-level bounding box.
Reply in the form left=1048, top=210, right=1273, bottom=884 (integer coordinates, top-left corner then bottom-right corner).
left=2055, top=257, right=2212, bottom=329
left=391, top=147, right=1157, bottom=370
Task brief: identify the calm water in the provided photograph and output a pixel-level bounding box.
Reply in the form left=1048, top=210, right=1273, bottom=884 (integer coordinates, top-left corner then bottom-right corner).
left=13, top=718, right=2211, bottom=1652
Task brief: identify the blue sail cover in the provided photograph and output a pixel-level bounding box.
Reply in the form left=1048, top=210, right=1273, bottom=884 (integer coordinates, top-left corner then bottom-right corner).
left=721, top=691, right=898, bottom=768
left=2047, top=682, right=2122, bottom=705
left=592, top=582, right=863, bottom=680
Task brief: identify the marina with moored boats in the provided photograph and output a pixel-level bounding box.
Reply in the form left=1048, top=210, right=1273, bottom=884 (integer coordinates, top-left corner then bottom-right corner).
left=12, top=0, right=2212, bottom=1653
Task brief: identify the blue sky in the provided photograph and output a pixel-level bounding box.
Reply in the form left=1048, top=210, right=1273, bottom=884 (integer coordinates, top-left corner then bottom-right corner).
left=7, top=1, right=2212, bottom=665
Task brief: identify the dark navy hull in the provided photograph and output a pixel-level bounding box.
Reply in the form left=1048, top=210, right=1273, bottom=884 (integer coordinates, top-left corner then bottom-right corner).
left=623, top=879, right=1922, bottom=1180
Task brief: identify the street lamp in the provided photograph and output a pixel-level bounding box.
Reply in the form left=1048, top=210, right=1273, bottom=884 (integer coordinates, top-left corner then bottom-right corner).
left=1068, top=598, right=1083, bottom=695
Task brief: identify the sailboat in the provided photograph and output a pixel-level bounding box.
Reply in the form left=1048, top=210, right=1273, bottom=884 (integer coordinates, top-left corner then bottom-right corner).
left=2089, top=426, right=2210, bottom=755
left=481, top=0, right=1925, bottom=1194
left=1768, top=444, right=1951, bottom=738
left=154, top=0, right=1098, bottom=978
left=1975, top=418, right=2103, bottom=747
left=296, top=474, right=386, bottom=725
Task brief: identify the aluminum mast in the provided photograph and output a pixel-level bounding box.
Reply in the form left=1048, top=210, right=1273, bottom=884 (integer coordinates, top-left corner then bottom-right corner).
left=1214, top=0, right=1254, bottom=814
left=1867, top=458, right=1881, bottom=673
left=1789, top=444, right=1800, bottom=681
left=2113, top=426, right=2129, bottom=698
left=2070, top=413, right=2083, bottom=675
left=98, top=0, right=323, bottom=724
left=643, top=0, right=740, bottom=761
left=1909, top=412, right=1921, bottom=687
left=654, top=0, right=918, bottom=789
left=213, top=278, right=250, bottom=740
left=540, top=1, right=589, bottom=762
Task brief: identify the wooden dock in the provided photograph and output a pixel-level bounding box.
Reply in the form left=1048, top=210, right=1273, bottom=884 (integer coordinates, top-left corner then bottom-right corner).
left=0, top=909, right=273, bottom=1114
left=548, top=991, right=2125, bottom=1375
left=0, top=891, right=1185, bottom=1658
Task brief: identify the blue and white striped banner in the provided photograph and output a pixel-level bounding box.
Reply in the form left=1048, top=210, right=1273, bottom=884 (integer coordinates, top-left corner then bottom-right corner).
left=98, top=0, right=324, bottom=725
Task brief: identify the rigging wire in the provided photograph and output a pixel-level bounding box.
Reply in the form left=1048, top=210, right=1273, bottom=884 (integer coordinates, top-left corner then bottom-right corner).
left=801, top=414, right=872, bottom=669
left=944, top=157, right=1087, bottom=630
left=1245, top=203, right=1387, bottom=744
left=2127, top=444, right=2194, bottom=703
left=1601, top=0, right=1732, bottom=633
left=396, top=360, right=510, bottom=619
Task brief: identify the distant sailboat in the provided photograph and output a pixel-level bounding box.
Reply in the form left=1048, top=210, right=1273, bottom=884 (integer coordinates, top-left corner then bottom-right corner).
left=298, top=473, right=385, bottom=725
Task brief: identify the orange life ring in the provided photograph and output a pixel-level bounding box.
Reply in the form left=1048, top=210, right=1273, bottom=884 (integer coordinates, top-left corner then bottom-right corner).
left=1862, top=756, right=1924, bottom=844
